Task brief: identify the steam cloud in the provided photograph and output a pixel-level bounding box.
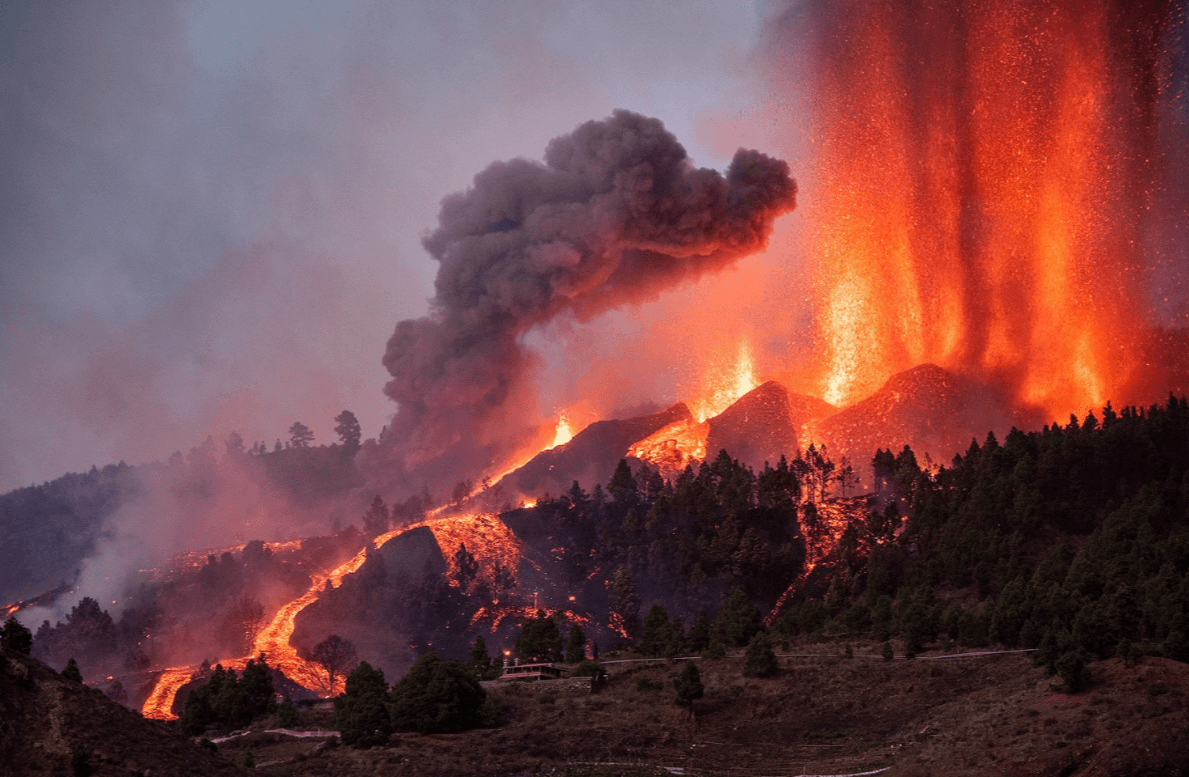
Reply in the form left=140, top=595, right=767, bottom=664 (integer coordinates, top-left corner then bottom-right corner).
left=380, top=110, right=796, bottom=486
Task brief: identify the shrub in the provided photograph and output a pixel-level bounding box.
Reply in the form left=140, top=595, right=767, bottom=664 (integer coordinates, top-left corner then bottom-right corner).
left=389, top=653, right=489, bottom=734
left=1055, top=651, right=1090, bottom=693
left=673, top=662, right=704, bottom=707
left=743, top=632, right=778, bottom=678
left=702, top=640, right=726, bottom=660
left=1, top=617, right=33, bottom=655
left=636, top=677, right=664, bottom=692
left=61, top=658, right=83, bottom=683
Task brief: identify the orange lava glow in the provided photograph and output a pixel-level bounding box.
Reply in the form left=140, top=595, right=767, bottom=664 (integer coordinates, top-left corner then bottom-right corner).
left=766, top=498, right=873, bottom=626
left=428, top=512, right=524, bottom=595
left=468, top=603, right=590, bottom=632
left=547, top=412, right=574, bottom=449
left=142, top=508, right=533, bottom=718
left=804, top=1, right=1160, bottom=419
left=141, top=666, right=198, bottom=721
left=688, top=337, right=758, bottom=423
left=627, top=418, right=708, bottom=478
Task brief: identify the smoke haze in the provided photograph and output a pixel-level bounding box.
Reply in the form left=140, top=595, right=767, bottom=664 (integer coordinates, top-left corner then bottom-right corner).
left=0, top=1, right=768, bottom=495
left=378, top=111, right=795, bottom=489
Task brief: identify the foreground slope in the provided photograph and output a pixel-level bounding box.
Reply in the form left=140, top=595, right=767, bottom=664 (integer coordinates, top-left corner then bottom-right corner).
left=0, top=649, right=243, bottom=776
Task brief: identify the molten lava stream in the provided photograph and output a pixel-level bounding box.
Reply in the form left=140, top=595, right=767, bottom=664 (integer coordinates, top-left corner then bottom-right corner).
left=142, top=533, right=386, bottom=719
left=141, top=510, right=527, bottom=719
left=764, top=498, right=868, bottom=626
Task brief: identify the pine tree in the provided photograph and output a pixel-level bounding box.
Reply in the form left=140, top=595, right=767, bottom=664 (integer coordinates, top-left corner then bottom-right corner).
left=686, top=612, right=712, bottom=652
left=62, top=658, right=83, bottom=683
left=334, top=661, right=392, bottom=748
left=389, top=653, right=490, bottom=733
left=715, top=587, right=763, bottom=648
left=513, top=611, right=563, bottom=662
left=334, top=410, right=362, bottom=451
left=639, top=604, right=671, bottom=657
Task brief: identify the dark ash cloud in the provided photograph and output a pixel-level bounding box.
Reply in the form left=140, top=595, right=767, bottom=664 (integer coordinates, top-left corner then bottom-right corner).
left=379, top=110, right=796, bottom=488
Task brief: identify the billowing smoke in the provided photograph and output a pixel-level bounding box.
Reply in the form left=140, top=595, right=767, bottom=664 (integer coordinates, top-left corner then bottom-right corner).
left=379, top=110, right=796, bottom=488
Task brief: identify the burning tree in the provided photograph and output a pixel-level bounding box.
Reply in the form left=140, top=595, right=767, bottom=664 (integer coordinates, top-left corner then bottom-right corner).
left=311, top=634, right=358, bottom=696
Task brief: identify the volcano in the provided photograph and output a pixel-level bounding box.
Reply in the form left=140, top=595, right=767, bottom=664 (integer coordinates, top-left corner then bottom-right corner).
left=814, top=363, right=1024, bottom=469
left=502, top=402, right=692, bottom=499
left=705, top=381, right=835, bottom=471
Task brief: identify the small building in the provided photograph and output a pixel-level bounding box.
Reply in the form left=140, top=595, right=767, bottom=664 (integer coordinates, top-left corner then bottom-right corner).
left=498, top=661, right=565, bottom=682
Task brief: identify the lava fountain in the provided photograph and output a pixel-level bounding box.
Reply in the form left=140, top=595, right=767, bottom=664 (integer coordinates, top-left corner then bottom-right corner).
left=764, top=0, right=1179, bottom=418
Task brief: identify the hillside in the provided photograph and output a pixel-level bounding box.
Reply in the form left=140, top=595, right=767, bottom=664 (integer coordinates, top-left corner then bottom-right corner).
left=131, top=643, right=1189, bottom=777
left=0, top=648, right=244, bottom=776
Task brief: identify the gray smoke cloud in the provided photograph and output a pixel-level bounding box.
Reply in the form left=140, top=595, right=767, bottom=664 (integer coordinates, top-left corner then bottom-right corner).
left=379, top=110, right=796, bottom=487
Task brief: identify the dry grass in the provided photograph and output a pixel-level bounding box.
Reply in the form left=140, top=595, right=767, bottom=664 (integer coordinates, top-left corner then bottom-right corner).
left=213, top=638, right=1189, bottom=777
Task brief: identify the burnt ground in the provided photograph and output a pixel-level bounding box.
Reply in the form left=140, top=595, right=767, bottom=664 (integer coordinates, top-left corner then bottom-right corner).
left=207, top=638, right=1189, bottom=777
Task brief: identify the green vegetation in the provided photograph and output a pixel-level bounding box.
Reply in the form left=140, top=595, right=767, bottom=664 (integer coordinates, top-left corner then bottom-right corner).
left=673, top=661, right=704, bottom=708
left=513, top=611, right=564, bottom=662
left=389, top=652, right=493, bottom=734
left=179, top=657, right=277, bottom=735
left=335, top=661, right=393, bottom=747
left=743, top=632, right=778, bottom=678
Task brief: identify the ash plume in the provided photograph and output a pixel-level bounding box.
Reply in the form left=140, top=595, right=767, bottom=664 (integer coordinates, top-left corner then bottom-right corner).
left=379, top=110, right=796, bottom=488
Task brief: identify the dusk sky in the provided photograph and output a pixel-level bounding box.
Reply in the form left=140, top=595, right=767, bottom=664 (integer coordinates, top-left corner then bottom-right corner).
left=0, top=0, right=794, bottom=492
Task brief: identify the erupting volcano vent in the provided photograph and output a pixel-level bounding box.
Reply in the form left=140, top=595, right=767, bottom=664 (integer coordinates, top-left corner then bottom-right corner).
left=763, top=0, right=1185, bottom=419
left=377, top=110, right=796, bottom=495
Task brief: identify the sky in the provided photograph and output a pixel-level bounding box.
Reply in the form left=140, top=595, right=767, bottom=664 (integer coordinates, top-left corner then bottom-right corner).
left=0, top=0, right=790, bottom=493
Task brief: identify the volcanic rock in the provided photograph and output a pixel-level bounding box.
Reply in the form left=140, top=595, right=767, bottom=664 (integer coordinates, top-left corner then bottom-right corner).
left=815, top=363, right=1017, bottom=469
left=370, top=525, right=447, bottom=579
left=705, top=381, right=835, bottom=470
left=503, top=402, right=692, bottom=498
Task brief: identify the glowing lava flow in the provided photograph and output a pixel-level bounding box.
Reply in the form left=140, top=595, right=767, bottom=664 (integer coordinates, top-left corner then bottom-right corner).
left=765, top=497, right=873, bottom=626
left=627, top=419, right=708, bottom=479
left=428, top=512, right=524, bottom=593
left=141, top=508, right=531, bottom=719
left=627, top=338, right=760, bottom=476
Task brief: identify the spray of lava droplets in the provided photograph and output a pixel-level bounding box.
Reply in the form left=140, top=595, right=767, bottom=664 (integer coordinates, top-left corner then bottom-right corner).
left=761, top=0, right=1179, bottom=418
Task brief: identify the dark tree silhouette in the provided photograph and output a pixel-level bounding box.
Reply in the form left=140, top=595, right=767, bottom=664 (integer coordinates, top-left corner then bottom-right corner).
left=288, top=421, right=314, bottom=448
left=513, top=611, right=563, bottom=663
left=334, top=661, right=391, bottom=747
left=311, top=635, right=359, bottom=695
left=1, top=617, right=32, bottom=655
left=673, top=661, right=704, bottom=716
left=565, top=624, right=586, bottom=664
left=389, top=653, right=491, bottom=733
left=334, top=410, right=362, bottom=451
left=362, top=495, right=390, bottom=536
left=61, top=657, right=83, bottom=683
